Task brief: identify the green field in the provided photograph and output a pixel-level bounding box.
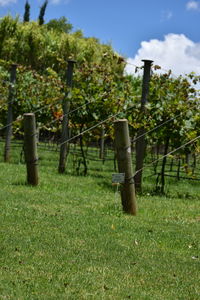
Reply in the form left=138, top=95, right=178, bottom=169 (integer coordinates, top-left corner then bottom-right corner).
left=0, top=143, right=200, bottom=299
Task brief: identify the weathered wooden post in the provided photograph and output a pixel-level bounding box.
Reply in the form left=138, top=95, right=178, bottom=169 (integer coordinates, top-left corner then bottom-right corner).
left=58, top=60, right=76, bottom=173
left=135, top=59, right=153, bottom=193
left=99, top=125, right=105, bottom=160
left=4, top=64, right=17, bottom=162
left=24, top=113, right=39, bottom=186
left=114, top=119, right=137, bottom=215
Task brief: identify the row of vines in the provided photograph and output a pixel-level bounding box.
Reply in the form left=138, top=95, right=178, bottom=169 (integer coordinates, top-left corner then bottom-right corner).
left=1, top=16, right=200, bottom=192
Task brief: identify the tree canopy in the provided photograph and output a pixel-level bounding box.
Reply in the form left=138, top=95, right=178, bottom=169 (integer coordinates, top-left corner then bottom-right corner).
left=46, top=17, right=73, bottom=33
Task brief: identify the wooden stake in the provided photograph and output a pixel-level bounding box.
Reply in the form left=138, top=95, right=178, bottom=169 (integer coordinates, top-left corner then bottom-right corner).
left=58, top=60, right=76, bottom=173
left=114, top=119, right=137, bottom=215
left=58, top=99, right=70, bottom=173
left=135, top=59, right=153, bottom=193
left=24, top=113, right=39, bottom=186
left=99, top=125, right=105, bottom=160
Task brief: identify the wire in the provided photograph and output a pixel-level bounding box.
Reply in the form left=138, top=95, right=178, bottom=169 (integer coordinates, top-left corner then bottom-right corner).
left=0, top=97, right=63, bottom=131
left=125, top=61, right=143, bottom=73
left=37, top=97, right=100, bottom=131
left=37, top=94, right=141, bottom=133
left=0, top=91, right=140, bottom=132
left=132, top=100, right=198, bottom=143
left=134, top=134, right=200, bottom=177
left=29, top=98, right=62, bottom=115
left=58, top=104, right=137, bottom=147
left=132, top=118, right=174, bottom=143
left=125, top=61, right=186, bottom=81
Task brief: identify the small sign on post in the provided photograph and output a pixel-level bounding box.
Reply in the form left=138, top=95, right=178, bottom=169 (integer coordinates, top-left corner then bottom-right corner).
left=112, top=173, right=125, bottom=185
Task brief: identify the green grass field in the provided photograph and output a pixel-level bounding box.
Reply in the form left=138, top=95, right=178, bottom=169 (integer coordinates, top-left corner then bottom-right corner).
left=0, top=142, right=200, bottom=299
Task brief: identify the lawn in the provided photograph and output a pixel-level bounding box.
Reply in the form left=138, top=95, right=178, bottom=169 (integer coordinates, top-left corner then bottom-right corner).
left=0, top=142, right=200, bottom=299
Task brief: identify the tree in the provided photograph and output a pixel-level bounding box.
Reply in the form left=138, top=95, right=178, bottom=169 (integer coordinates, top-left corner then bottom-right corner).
left=23, top=1, right=30, bottom=23
left=46, top=17, right=73, bottom=33
left=38, top=0, right=48, bottom=25
left=0, top=16, right=18, bottom=58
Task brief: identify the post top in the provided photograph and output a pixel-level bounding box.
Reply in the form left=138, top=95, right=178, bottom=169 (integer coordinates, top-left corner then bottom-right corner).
left=142, top=59, right=154, bottom=64
left=114, top=119, right=128, bottom=123
left=24, top=113, right=35, bottom=116
left=67, top=59, right=76, bottom=64
left=11, top=63, right=18, bottom=68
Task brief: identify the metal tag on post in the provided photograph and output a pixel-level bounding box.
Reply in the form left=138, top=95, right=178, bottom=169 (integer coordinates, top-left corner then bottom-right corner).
left=112, top=173, right=125, bottom=185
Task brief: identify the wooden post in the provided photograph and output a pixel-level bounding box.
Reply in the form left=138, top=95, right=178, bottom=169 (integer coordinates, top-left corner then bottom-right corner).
left=58, top=60, right=76, bottom=173
left=160, top=136, right=169, bottom=193
left=114, top=119, right=137, bottom=215
left=135, top=59, right=153, bottom=193
left=24, top=113, right=39, bottom=186
left=99, top=125, right=105, bottom=160
left=4, top=64, right=17, bottom=162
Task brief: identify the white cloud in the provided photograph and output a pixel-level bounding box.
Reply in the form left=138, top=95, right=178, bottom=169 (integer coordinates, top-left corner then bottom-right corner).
left=0, top=0, right=16, bottom=6
left=186, top=1, right=200, bottom=11
left=125, top=34, right=200, bottom=76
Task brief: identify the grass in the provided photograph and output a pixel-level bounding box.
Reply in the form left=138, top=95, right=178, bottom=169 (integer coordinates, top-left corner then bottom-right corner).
left=0, top=141, right=200, bottom=299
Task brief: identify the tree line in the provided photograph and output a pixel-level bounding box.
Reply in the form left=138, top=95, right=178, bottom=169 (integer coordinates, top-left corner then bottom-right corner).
left=24, top=0, right=48, bottom=25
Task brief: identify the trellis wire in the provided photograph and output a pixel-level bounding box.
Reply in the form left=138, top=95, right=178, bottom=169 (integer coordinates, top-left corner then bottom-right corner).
left=134, top=134, right=200, bottom=177
left=131, top=100, right=199, bottom=143
left=125, top=61, right=190, bottom=81
left=58, top=104, right=138, bottom=147
left=37, top=96, right=114, bottom=132
left=0, top=96, right=64, bottom=132
left=0, top=92, right=141, bottom=133
left=31, top=99, right=200, bottom=160
left=57, top=99, right=200, bottom=148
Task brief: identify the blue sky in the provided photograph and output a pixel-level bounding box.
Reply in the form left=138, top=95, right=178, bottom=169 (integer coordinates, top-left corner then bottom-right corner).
left=1, top=0, right=200, bottom=75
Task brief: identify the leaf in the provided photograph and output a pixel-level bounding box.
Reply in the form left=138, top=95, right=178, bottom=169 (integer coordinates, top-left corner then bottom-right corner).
left=111, top=224, right=115, bottom=230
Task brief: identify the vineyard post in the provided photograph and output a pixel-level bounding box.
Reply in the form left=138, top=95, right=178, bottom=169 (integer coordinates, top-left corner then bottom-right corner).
left=58, top=60, right=76, bottom=173
left=135, top=59, right=153, bottom=193
left=4, top=64, right=17, bottom=162
left=99, top=124, right=105, bottom=160
left=114, top=119, right=137, bottom=215
left=24, top=113, right=39, bottom=185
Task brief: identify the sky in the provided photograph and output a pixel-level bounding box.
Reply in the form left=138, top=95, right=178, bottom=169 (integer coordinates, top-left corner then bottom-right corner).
left=0, top=0, right=200, bottom=76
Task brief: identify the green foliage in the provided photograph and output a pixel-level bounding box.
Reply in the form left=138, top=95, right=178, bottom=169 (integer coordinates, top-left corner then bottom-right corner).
left=0, top=15, right=200, bottom=157
left=0, top=15, right=134, bottom=140
left=129, top=69, right=200, bottom=153
left=0, top=16, right=19, bottom=58
left=46, top=16, right=73, bottom=33
left=153, top=72, right=200, bottom=148
left=0, top=16, right=125, bottom=74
